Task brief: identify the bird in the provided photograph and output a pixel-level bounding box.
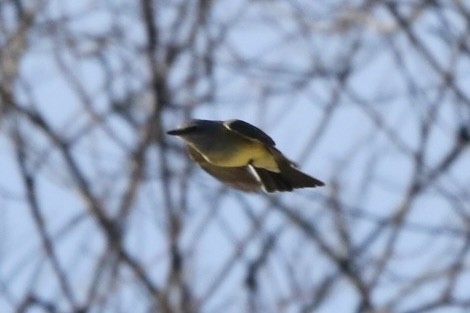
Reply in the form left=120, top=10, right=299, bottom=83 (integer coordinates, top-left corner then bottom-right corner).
left=167, top=119, right=325, bottom=192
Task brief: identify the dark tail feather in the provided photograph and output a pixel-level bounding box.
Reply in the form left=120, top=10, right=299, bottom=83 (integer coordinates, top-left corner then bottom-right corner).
left=250, top=164, right=324, bottom=192
left=249, top=166, right=293, bottom=192
left=280, top=165, right=325, bottom=189
left=264, top=147, right=325, bottom=191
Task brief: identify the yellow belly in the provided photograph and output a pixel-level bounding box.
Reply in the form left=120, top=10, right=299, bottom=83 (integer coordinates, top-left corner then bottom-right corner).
left=200, top=141, right=279, bottom=172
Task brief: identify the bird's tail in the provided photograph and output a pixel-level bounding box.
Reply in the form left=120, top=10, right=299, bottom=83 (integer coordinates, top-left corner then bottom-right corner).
left=249, top=167, right=293, bottom=192
left=279, top=164, right=325, bottom=189
left=250, top=165, right=324, bottom=193
left=250, top=147, right=324, bottom=192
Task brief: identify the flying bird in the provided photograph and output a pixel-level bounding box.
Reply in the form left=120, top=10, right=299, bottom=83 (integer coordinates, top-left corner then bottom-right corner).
left=167, top=119, right=324, bottom=192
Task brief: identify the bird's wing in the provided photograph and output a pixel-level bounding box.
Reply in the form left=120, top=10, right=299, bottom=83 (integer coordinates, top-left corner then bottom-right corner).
left=187, top=146, right=262, bottom=192
left=223, top=120, right=275, bottom=146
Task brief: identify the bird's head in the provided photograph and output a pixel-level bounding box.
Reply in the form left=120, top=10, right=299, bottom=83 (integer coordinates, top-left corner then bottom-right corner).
left=167, top=119, right=222, bottom=145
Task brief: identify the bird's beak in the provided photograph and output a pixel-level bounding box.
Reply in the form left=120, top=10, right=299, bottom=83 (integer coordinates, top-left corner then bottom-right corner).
left=166, top=128, right=183, bottom=136
left=167, top=127, right=190, bottom=136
